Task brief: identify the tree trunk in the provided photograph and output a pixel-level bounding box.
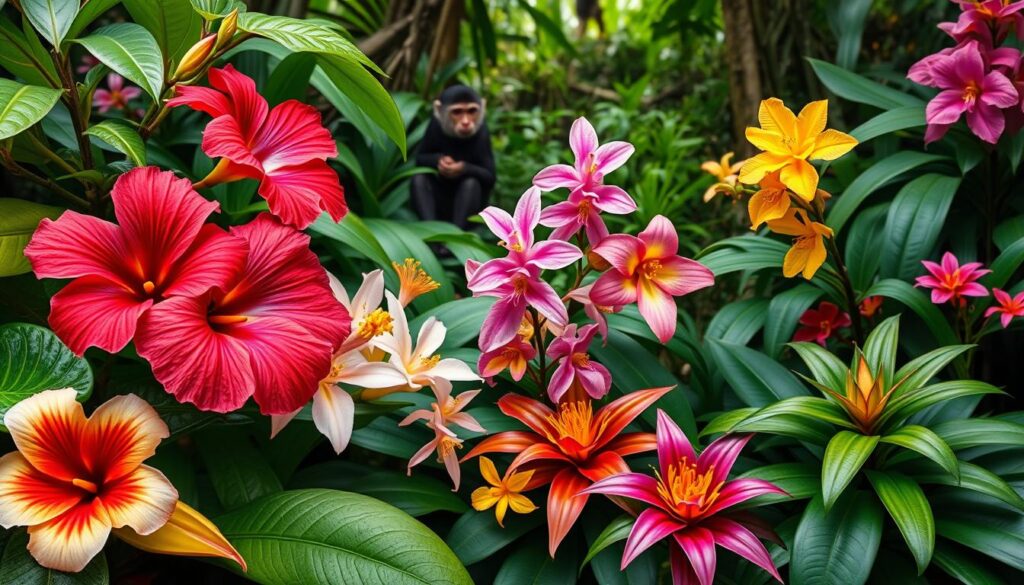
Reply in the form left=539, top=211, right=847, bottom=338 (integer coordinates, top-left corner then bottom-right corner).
left=721, top=0, right=763, bottom=157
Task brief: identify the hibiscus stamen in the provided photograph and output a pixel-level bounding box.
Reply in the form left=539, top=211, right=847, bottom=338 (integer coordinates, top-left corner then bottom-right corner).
left=357, top=308, right=393, bottom=339
left=209, top=315, right=248, bottom=325
left=142, top=280, right=156, bottom=295
left=72, top=478, right=99, bottom=494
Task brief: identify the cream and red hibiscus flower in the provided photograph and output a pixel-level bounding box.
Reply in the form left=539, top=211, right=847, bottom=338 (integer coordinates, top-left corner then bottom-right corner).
left=583, top=411, right=785, bottom=585
left=136, top=214, right=350, bottom=415
left=463, top=387, right=671, bottom=555
left=0, top=390, right=178, bottom=572
left=591, top=215, right=714, bottom=343
left=168, top=65, right=347, bottom=229
left=24, top=167, right=246, bottom=356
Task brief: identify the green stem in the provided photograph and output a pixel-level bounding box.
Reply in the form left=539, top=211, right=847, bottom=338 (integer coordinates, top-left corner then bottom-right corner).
left=0, top=152, right=90, bottom=209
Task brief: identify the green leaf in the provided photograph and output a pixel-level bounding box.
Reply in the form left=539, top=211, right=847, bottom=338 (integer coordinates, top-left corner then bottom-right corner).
left=363, top=218, right=453, bottom=308
left=195, top=427, right=283, bottom=510
left=822, top=431, right=879, bottom=510
left=0, top=198, right=61, bottom=277
left=75, top=23, right=164, bottom=101
left=216, top=489, right=473, bottom=584
left=696, top=235, right=788, bottom=276
left=494, top=538, right=576, bottom=585
left=705, top=298, right=768, bottom=346
left=880, top=174, right=961, bottom=279
left=865, top=470, right=934, bottom=574
left=878, top=380, right=1004, bottom=431
left=446, top=509, right=544, bottom=566
left=238, top=12, right=379, bottom=72
left=936, top=516, right=1024, bottom=571
left=826, top=151, right=945, bottom=233
left=123, top=0, right=203, bottom=65
left=700, top=407, right=758, bottom=437
left=0, top=14, right=61, bottom=87
left=0, top=323, right=92, bottom=432
left=864, top=279, right=960, bottom=348
left=808, top=58, right=923, bottom=110
left=289, top=461, right=468, bottom=517
left=849, top=106, right=926, bottom=143
left=310, top=211, right=391, bottom=267
left=0, top=78, right=62, bottom=140
left=930, top=417, right=1024, bottom=450
left=580, top=515, right=633, bottom=570
left=190, top=0, right=245, bottom=19
left=21, top=0, right=79, bottom=48
left=739, top=462, right=820, bottom=503
left=316, top=54, right=406, bottom=156
left=891, top=345, right=972, bottom=398
left=880, top=425, right=959, bottom=480
left=915, top=461, right=1024, bottom=511
left=791, top=491, right=883, bottom=585
left=763, top=284, right=822, bottom=358
left=862, top=314, right=899, bottom=386
left=736, top=396, right=855, bottom=432
left=933, top=541, right=1010, bottom=585
left=0, top=529, right=108, bottom=584
left=66, top=0, right=121, bottom=40
left=84, top=119, right=145, bottom=166
left=789, top=341, right=848, bottom=392
left=978, top=235, right=1024, bottom=299
left=264, top=51, right=316, bottom=106
left=844, top=203, right=888, bottom=290
left=513, top=0, right=579, bottom=58
left=707, top=338, right=808, bottom=407
left=409, top=297, right=493, bottom=351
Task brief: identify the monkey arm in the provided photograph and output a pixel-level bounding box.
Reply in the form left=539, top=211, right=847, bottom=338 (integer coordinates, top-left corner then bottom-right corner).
left=414, top=122, right=446, bottom=169
left=459, top=127, right=496, bottom=189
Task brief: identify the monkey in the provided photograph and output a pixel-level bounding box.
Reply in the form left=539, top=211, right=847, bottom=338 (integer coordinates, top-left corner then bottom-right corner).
left=575, top=0, right=605, bottom=38
left=411, top=85, right=495, bottom=232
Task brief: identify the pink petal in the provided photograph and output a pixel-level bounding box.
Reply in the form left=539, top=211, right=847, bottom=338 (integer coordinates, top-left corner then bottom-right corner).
left=590, top=184, right=637, bottom=214
left=540, top=200, right=583, bottom=226
left=577, top=362, right=611, bottom=399
left=932, top=289, right=954, bottom=304
left=242, top=316, right=334, bottom=415
left=656, top=409, right=696, bottom=474
left=569, top=117, right=598, bottom=164
left=705, top=478, right=787, bottom=516
left=704, top=518, right=782, bottom=582
left=25, top=212, right=129, bottom=284
left=208, top=65, right=269, bottom=141
left=479, top=294, right=527, bottom=351
left=670, top=546, right=702, bottom=585
left=980, top=71, right=1019, bottom=108
left=590, top=271, right=638, bottom=306
left=1001, top=312, right=1014, bottom=328
left=202, top=115, right=264, bottom=170
left=533, top=164, right=580, bottom=190
left=593, top=141, right=635, bottom=175
left=941, top=252, right=959, bottom=275
left=529, top=240, right=582, bottom=270
left=915, top=275, right=942, bottom=288
left=259, top=160, right=348, bottom=229
left=526, top=279, right=569, bottom=326
left=992, top=288, right=1011, bottom=304
left=959, top=282, right=989, bottom=297
left=581, top=472, right=664, bottom=508
left=655, top=256, right=715, bottom=296
left=48, top=276, right=153, bottom=355
left=584, top=210, right=610, bottom=246
left=480, top=206, right=515, bottom=241
left=638, top=215, right=679, bottom=258
left=546, top=359, right=575, bottom=403
left=674, top=527, right=717, bottom=585
left=514, top=187, right=542, bottom=248
left=966, top=103, right=1006, bottom=144
left=622, top=508, right=685, bottom=568
left=593, top=234, right=645, bottom=275
left=924, top=122, right=952, bottom=144
left=160, top=224, right=248, bottom=298
left=467, top=257, right=519, bottom=292
left=926, top=90, right=969, bottom=125
left=638, top=277, right=677, bottom=343
left=698, top=434, right=753, bottom=486
left=166, top=86, right=232, bottom=119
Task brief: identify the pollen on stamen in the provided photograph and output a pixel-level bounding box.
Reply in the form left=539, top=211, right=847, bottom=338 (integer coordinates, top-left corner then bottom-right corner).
left=419, top=354, right=441, bottom=369
left=393, top=258, right=440, bottom=307
left=210, top=314, right=248, bottom=325
left=357, top=308, right=393, bottom=339
left=142, top=280, right=156, bottom=294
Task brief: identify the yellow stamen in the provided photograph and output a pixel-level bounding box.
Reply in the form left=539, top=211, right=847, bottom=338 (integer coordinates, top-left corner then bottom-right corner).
left=438, top=436, right=462, bottom=459
left=393, top=258, right=440, bottom=307
left=512, top=274, right=529, bottom=295
left=420, top=354, right=441, bottom=369
left=571, top=352, right=590, bottom=367
left=72, top=478, right=99, bottom=494
left=357, top=308, right=393, bottom=338
left=546, top=400, right=597, bottom=445
left=517, top=316, right=535, bottom=341
left=654, top=458, right=723, bottom=518
left=142, top=280, right=156, bottom=294
left=577, top=199, right=592, bottom=222
left=642, top=259, right=662, bottom=280
left=209, top=314, right=248, bottom=325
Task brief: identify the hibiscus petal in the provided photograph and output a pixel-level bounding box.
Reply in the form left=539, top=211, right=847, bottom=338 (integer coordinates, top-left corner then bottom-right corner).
left=82, top=394, right=169, bottom=484
left=208, top=65, right=269, bottom=141
left=260, top=160, right=347, bottom=229
left=3, top=388, right=88, bottom=482
left=238, top=316, right=334, bottom=415
left=623, top=508, right=686, bottom=568
left=27, top=499, right=111, bottom=573
left=202, top=115, right=264, bottom=171
left=638, top=276, right=678, bottom=342
left=593, top=141, right=635, bottom=174
left=160, top=224, right=248, bottom=298
left=704, top=517, right=782, bottom=582
left=312, top=385, right=355, bottom=454
left=101, top=464, right=177, bottom=535
left=569, top=117, right=598, bottom=165
left=591, top=386, right=673, bottom=452
left=674, top=527, right=717, bottom=585
left=25, top=212, right=130, bottom=284
left=533, top=164, right=580, bottom=190
left=590, top=184, right=637, bottom=214
left=0, top=452, right=82, bottom=527
left=655, top=256, right=715, bottom=297
left=253, top=100, right=337, bottom=171
left=165, top=85, right=231, bottom=118
left=639, top=215, right=679, bottom=258
left=48, top=276, right=153, bottom=355
left=546, top=468, right=590, bottom=556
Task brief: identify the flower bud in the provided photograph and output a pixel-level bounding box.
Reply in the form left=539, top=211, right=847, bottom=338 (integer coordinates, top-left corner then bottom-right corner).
left=587, top=249, right=610, bottom=271
left=217, top=9, right=239, bottom=50
left=113, top=501, right=246, bottom=571
left=173, top=34, right=217, bottom=81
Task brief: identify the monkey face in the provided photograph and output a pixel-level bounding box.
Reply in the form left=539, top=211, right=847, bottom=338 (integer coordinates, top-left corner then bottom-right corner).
left=448, top=103, right=481, bottom=137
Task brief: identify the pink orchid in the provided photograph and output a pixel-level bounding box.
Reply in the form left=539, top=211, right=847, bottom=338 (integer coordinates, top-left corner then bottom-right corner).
left=534, top=117, right=637, bottom=245
left=949, top=1, right=1024, bottom=42
left=915, top=251, right=990, bottom=305
left=553, top=283, right=621, bottom=343
left=985, top=288, right=1024, bottom=327
left=93, top=74, right=142, bottom=114
left=921, top=41, right=1018, bottom=143
left=468, top=188, right=581, bottom=351
left=582, top=411, right=785, bottom=585
left=590, top=215, right=714, bottom=343
left=546, top=323, right=611, bottom=403
left=478, top=337, right=537, bottom=384
left=400, top=382, right=485, bottom=491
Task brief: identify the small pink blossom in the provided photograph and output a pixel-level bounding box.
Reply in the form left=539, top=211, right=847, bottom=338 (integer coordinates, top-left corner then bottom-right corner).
left=533, top=117, right=637, bottom=246
left=546, top=323, right=611, bottom=403
left=915, top=251, right=990, bottom=305
left=949, top=0, right=1024, bottom=43
left=985, top=288, right=1024, bottom=327
left=400, top=382, right=484, bottom=491
left=548, top=283, right=621, bottom=344
left=93, top=74, right=142, bottom=113
left=478, top=337, right=536, bottom=385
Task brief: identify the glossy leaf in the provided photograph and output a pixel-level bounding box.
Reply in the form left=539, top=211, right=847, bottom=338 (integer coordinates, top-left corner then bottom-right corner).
left=891, top=345, right=972, bottom=398
left=238, top=12, right=379, bottom=72
left=864, top=279, right=959, bottom=347
left=697, top=235, right=788, bottom=276
left=849, top=106, right=926, bottom=143
left=933, top=541, right=1009, bottom=585
left=822, top=431, right=879, bottom=510
left=580, top=515, right=633, bottom=570
left=735, top=396, right=855, bottom=432
left=316, top=54, right=406, bottom=157
left=878, top=380, right=1004, bottom=431
left=865, top=470, right=934, bottom=573
left=707, top=338, right=808, bottom=407
left=123, top=0, right=203, bottom=64
left=66, top=0, right=121, bottom=40
left=763, top=284, right=821, bottom=358
left=913, top=461, right=1024, bottom=511
left=446, top=509, right=544, bottom=566
left=936, top=517, right=1024, bottom=571
left=75, top=23, right=165, bottom=100
left=826, top=151, right=945, bottom=232
left=0, top=14, right=61, bottom=87
left=789, top=341, right=848, bottom=392
left=0, top=323, right=92, bottom=432
left=791, top=491, right=883, bottom=585
left=215, top=489, right=473, bottom=584
left=196, top=427, right=283, bottom=510
left=705, top=298, right=768, bottom=346
left=84, top=119, right=146, bottom=166
left=808, top=58, right=923, bottom=109
left=0, top=198, right=61, bottom=277
left=0, top=78, right=62, bottom=140
left=0, top=529, right=107, bottom=584
left=929, top=417, right=1024, bottom=450
left=190, top=0, right=245, bottom=19
left=494, top=538, right=576, bottom=585
left=21, top=0, right=79, bottom=47
left=844, top=203, right=888, bottom=289
left=880, top=174, right=961, bottom=279
left=880, top=425, right=959, bottom=480
left=738, top=462, right=820, bottom=503
left=862, top=315, right=899, bottom=386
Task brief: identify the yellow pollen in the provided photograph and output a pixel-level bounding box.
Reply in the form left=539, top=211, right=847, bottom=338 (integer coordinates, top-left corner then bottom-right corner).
left=393, top=258, right=440, bottom=306
left=512, top=275, right=529, bottom=295
left=571, top=352, right=590, bottom=367
left=546, top=400, right=596, bottom=445
left=642, top=259, right=662, bottom=279
left=357, top=308, right=393, bottom=338
left=654, top=458, right=723, bottom=514
left=963, top=81, right=980, bottom=103
left=72, top=478, right=99, bottom=494
left=420, top=354, right=441, bottom=369
left=438, top=436, right=462, bottom=458
left=577, top=199, right=592, bottom=221
left=142, top=280, right=156, bottom=294
left=210, top=314, right=248, bottom=325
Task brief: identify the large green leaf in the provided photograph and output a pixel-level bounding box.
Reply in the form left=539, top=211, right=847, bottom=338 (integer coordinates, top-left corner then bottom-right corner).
left=0, top=529, right=107, bottom=584
left=75, top=23, right=164, bottom=101
left=735, top=396, right=855, bottom=433
left=66, top=0, right=121, bottom=40
left=409, top=297, right=493, bottom=351
left=878, top=380, right=1004, bottom=431
left=123, top=0, right=203, bottom=65
left=580, top=515, right=633, bottom=570
left=310, top=211, right=391, bottom=267
left=763, top=284, right=821, bottom=358
left=190, top=0, right=245, bottom=19
left=195, top=427, right=283, bottom=510
left=808, top=58, right=923, bottom=110
left=933, top=542, right=1009, bottom=585
left=215, top=489, right=472, bottom=584
left=0, top=15, right=61, bottom=87
left=0, top=323, right=92, bottom=432
left=705, top=298, right=768, bottom=346
left=864, top=279, right=959, bottom=348
left=494, top=538, right=576, bottom=585
left=791, top=491, right=883, bottom=585
left=0, top=198, right=60, bottom=277
left=0, top=78, right=62, bottom=140
left=866, top=470, right=934, bottom=573
left=446, top=509, right=544, bottom=566
left=21, top=0, right=79, bottom=47
left=862, top=314, right=899, bottom=386
left=913, top=461, right=1024, bottom=511
left=316, top=54, right=406, bottom=156
left=696, top=235, right=788, bottom=276
left=930, top=417, right=1024, bottom=450
left=739, top=462, right=820, bottom=503
left=880, top=425, right=959, bottom=480
left=237, top=12, right=379, bottom=72
left=891, top=344, right=972, bottom=398
left=84, top=119, right=146, bottom=166
left=880, top=174, right=961, bottom=279
left=843, top=203, right=888, bottom=290
left=826, top=151, right=945, bottom=232
left=936, top=516, right=1024, bottom=571
left=789, top=341, right=848, bottom=392
left=822, top=431, right=879, bottom=510
left=706, top=339, right=808, bottom=407
left=849, top=106, right=926, bottom=143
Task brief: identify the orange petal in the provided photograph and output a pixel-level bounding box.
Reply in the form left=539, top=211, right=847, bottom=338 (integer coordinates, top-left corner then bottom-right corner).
left=478, top=456, right=502, bottom=487
left=576, top=450, right=629, bottom=483
left=101, top=464, right=178, bottom=535
left=745, top=127, right=789, bottom=155
left=114, top=500, right=246, bottom=571
left=83, top=393, right=170, bottom=484
left=782, top=241, right=811, bottom=279
left=4, top=389, right=88, bottom=483
left=0, top=452, right=83, bottom=527
left=737, top=152, right=789, bottom=185
left=603, top=432, right=658, bottom=457
left=810, top=128, right=858, bottom=161
left=461, top=431, right=541, bottom=463
left=497, top=394, right=558, bottom=438
left=803, top=236, right=828, bottom=280
left=591, top=386, right=673, bottom=452
left=796, top=100, right=828, bottom=150
left=546, top=468, right=590, bottom=557
left=757, top=98, right=797, bottom=138
left=748, top=188, right=791, bottom=230
left=779, top=158, right=819, bottom=201
left=765, top=208, right=808, bottom=237
left=27, top=499, right=111, bottom=573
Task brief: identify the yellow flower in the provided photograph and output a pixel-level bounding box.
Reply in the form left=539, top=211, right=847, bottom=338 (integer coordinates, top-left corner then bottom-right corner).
left=470, top=456, right=537, bottom=527
left=747, top=171, right=791, bottom=230
left=766, top=208, right=833, bottom=279
left=701, top=152, right=746, bottom=202
left=392, top=258, right=440, bottom=307
left=739, top=99, right=857, bottom=201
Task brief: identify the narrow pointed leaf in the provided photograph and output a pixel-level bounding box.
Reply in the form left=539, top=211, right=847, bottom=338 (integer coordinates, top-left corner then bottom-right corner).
left=878, top=380, right=1004, bottom=431
left=822, top=431, right=879, bottom=510
left=862, top=315, right=899, bottom=386
left=880, top=425, right=959, bottom=480
left=789, top=341, right=848, bottom=392
left=912, top=461, right=1024, bottom=511
left=891, top=345, right=973, bottom=398
left=866, top=470, right=935, bottom=574
left=580, top=515, right=633, bottom=570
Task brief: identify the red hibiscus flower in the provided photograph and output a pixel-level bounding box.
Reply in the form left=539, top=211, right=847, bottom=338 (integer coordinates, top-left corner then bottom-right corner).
left=136, top=214, right=351, bottom=414
left=24, top=167, right=247, bottom=355
left=168, top=65, right=347, bottom=229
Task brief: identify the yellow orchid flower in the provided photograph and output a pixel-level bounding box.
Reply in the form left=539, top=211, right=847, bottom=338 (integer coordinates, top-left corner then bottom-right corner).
left=470, top=456, right=537, bottom=527
left=766, top=208, right=833, bottom=280
left=739, top=99, right=857, bottom=201
left=747, top=171, right=791, bottom=230
left=701, top=152, right=746, bottom=202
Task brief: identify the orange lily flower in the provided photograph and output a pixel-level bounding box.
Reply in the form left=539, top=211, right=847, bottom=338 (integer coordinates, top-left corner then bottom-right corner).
left=766, top=208, right=833, bottom=280
left=701, top=152, right=745, bottom=202
left=462, top=386, right=672, bottom=556
left=739, top=99, right=857, bottom=201
left=0, top=389, right=178, bottom=572
left=747, top=171, right=791, bottom=230
left=470, top=456, right=537, bottom=527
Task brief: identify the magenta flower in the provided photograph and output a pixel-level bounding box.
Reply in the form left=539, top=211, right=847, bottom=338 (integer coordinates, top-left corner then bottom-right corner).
left=546, top=323, right=611, bottom=403
left=792, top=301, right=852, bottom=347
left=468, top=188, right=582, bottom=351
left=922, top=41, right=1018, bottom=143
left=985, top=288, right=1024, bottom=327
left=590, top=215, right=714, bottom=343
left=533, top=117, right=637, bottom=245
left=950, top=0, right=1024, bottom=42
left=549, top=283, right=621, bottom=344
left=94, top=74, right=142, bottom=114
left=915, top=251, right=990, bottom=305
left=582, top=411, right=784, bottom=585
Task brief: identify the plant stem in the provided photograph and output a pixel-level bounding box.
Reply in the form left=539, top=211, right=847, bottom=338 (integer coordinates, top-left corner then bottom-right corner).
left=0, top=153, right=90, bottom=209
left=54, top=52, right=94, bottom=173
left=23, top=131, right=78, bottom=176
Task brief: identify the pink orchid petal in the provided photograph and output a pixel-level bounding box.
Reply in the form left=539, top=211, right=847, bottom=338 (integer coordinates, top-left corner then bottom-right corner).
left=480, top=206, right=515, bottom=241
left=547, top=359, right=575, bottom=403
left=674, top=528, right=717, bottom=585
left=622, top=508, right=685, bottom=569
left=959, top=282, right=989, bottom=297
left=656, top=409, right=696, bottom=475
left=966, top=103, right=1006, bottom=144
left=467, top=257, right=519, bottom=292
left=980, top=71, right=1019, bottom=108
left=638, top=277, right=678, bottom=343
left=530, top=240, right=582, bottom=270
left=590, top=184, right=637, bottom=214
left=704, top=518, right=782, bottom=582
left=479, top=294, right=527, bottom=351
left=569, top=117, right=598, bottom=164
left=593, top=234, right=645, bottom=275
left=655, top=256, right=715, bottom=297
left=705, top=478, right=787, bottom=516
left=584, top=210, right=610, bottom=246
left=526, top=280, right=569, bottom=326
left=580, top=472, right=664, bottom=507
left=590, top=270, right=638, bottom=306
left=638, top=215, right=679, bottom=258
left=540, top=200, right=584, bottom=227
left=533, top=164, right=580, bottom=190
left=577, top=362, right=612, bottom=399
left=593, top=141, right=635, bottom=175
left=926, top=89, right=970, bottom=125
left=515, top=187, right=542, bottom=248
left=698, top=434, right=754, bottom=486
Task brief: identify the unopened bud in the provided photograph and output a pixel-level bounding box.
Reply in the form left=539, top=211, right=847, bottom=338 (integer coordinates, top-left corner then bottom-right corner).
left=217, top=9, right=239, bottom=50
left=173, top=34, right=217, bottom=81
left=587, top=249, right=610, bottom=272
